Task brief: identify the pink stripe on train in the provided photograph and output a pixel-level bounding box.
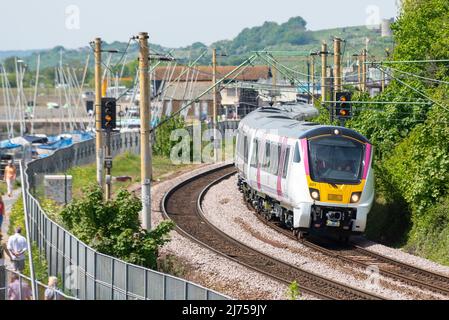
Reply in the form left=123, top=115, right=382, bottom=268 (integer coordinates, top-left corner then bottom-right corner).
left=362, top=144, right=372, bottom=179
left=301, top=139, right=310, bottom=175
left=277, top=137, right=287, bottom=197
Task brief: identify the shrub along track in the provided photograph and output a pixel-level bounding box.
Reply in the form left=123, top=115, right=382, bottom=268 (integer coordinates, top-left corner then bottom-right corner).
left=161, top=164, right=384, bottom=300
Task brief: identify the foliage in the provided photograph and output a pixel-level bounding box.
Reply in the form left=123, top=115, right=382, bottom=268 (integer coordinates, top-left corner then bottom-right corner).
left=23, top=244, right=49, bottom=282
left=152, top=115, right=186, bottom=157
left=1, top=16, right=392, bottom=76
left=405, top=194, right=449, bottom=266
left=66, top=152, right=189, bottom=198
left=60, top=185, right=175, bottom=269
left=8, top=194, right=25, bottom=236
left=157, top=254, right=188, bottom=278
left=287, top=280, right=301, bottom=300
left=338, top=0, right=449, bottom=264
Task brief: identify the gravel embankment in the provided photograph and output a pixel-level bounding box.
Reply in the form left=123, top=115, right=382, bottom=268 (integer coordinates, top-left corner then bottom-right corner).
left=352, top=237, right=449, bottom=277
left=201, top=175, right=448, bottom=300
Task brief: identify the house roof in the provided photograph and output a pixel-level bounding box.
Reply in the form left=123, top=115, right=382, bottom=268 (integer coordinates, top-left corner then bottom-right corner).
left=157, top=82, right=214, bottom=101
left=153, top=65, right=271, bottom=82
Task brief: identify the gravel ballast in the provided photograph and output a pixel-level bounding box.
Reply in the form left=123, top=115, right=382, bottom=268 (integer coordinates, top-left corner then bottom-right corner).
left=150, top=162, right=311, bottom=300
left=201, top=175, right=449, bottom=300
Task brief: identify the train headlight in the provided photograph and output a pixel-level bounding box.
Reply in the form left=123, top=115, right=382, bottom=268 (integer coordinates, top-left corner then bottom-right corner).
left=309, top=189, right=320, bottom=201
left=351, top=192, right=362, bottom=203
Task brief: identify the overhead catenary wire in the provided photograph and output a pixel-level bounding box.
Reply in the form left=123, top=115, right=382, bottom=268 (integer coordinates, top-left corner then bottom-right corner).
left=150, top=53, right=259, bottom=132
left=378, top=66, right=449, bottom=113
left=382, top=65, right=449, bottom=85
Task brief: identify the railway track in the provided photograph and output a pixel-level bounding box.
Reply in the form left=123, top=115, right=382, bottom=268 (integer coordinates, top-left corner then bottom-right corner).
left=161, top=164, right=384, bottom=300
left=241, top=181, right=449, bottom=298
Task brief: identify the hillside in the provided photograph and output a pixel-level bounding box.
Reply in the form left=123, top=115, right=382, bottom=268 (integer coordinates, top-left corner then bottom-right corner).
left=0, top=16, right=393, bottom=72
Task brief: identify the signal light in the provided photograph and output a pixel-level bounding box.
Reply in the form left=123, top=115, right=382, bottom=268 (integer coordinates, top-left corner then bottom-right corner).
left=101, top=98, right=117, bottom=130
left=335, top=92, right=352, bottom=119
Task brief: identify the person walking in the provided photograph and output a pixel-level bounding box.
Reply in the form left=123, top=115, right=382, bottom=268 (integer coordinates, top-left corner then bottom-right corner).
left=0, top=233, right=12, bottom=266
left=7, top=227, right=27, bottom=273
left=1, top=233, right=12, bottom=300
left=7, top=273, right=32, bottom=300
left=4, top=161, right=17, bottom=198
left=44, top=276, right=60, bottom=300
left=0, top=194, right=5, bottom=230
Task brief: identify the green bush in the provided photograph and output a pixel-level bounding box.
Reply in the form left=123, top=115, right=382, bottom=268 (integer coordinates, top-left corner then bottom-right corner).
left=286, top=281, right=301, bottom=300
left=8, top=194, right=25, bottom=236
left=152, top=115, right=186, bottom=157
left=405, top=195, right=449, bottom=266
left=60, top=185, right=175, bottom=269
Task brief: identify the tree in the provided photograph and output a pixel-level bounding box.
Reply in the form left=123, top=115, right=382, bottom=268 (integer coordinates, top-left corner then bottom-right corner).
left=3, top=56, right=18, bottom=73
left=60, top=186, right=175, bottom=269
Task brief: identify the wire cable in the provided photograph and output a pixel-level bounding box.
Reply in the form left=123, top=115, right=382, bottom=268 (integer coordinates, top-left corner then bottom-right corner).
left=378, top=66, right=449, bottom=113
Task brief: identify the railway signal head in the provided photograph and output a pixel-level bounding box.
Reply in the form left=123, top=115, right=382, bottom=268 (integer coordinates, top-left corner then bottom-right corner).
left=101, top=98, right=117, bottom=130
left=336, top=92, right=352, bottom=119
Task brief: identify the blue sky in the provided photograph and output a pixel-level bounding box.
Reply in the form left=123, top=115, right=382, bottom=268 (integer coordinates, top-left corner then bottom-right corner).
left=0, top=0, right=399, bottom=50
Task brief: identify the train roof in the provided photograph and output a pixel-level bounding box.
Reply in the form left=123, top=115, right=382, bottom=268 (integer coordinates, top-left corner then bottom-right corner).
left=239, top=105, right=371, bottom=144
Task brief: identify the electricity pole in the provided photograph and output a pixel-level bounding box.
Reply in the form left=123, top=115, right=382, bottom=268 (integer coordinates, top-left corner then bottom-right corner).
left=328, top=66, right=334, bottom=123
left=94, top=38, right=104, bottom=190
left=334, top=37, right=342, bottom=93
left=139, top=32, right=151, bottom=231
left=212, top=48, right=218, bottom=162
left=362, top=49, right=367, bottom=92
left=357, top=54, right=362, bottom=91
left=307, top=61, right=310, bottom=104
left=321, top=41, right=328, bottom=103
left=310, top=54, right=315, bottom=105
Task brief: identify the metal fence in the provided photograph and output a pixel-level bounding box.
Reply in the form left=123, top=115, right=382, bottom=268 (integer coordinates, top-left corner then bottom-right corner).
left=16, top=131, right=228, bottom=300
left=0, top=267, right=76, bottom=300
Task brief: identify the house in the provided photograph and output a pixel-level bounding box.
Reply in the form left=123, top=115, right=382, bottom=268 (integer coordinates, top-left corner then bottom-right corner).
left=152, top=65, right=271, bottom=120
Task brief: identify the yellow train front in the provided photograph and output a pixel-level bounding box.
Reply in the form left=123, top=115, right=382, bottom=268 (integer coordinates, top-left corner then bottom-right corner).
left=235, top=107, right=374, bottom=241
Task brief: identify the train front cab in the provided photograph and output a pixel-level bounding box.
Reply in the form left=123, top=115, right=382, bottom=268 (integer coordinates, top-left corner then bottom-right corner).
left=293, top=129, right=374, bottom=239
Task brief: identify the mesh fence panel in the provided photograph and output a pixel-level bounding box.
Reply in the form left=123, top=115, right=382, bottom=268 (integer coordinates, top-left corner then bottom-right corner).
left=12, top=132, right=228, bottom=301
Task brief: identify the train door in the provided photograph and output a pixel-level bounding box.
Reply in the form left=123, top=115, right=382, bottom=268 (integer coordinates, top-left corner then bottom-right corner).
left=248, top=133, right=260, bottom=191
left=267, top=141, right=280, bottom=198
left=270, top=137, right=290, bottom=201
left=258, top=133, right=269, bottom=193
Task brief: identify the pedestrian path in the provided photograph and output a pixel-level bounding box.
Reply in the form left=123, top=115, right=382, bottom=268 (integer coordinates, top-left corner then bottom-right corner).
left=1, top=189, right=21, bottom=267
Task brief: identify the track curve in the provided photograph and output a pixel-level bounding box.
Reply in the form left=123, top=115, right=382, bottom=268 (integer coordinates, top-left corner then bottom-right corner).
left=161, top=164, right=385, bottom=300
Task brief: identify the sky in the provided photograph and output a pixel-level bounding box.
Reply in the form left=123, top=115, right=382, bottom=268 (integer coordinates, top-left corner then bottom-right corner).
left=0, top=0, right=400, bottom=51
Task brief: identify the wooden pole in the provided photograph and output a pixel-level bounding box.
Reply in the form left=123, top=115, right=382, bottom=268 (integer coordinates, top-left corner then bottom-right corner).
left=321, top=42, right=327, bottom=102
left=333, top=37, right=342, bottom=93
left=311, top=55, right=315, bottom=105
left=362, top=49, right=367, bottom=92
left=212, top=49, right=218, bottom=162
left=358, top=54, right=362, bottom=91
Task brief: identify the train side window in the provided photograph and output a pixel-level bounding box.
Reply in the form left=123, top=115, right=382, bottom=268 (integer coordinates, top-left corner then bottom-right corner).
left=263, top=141, right=271, bottom=170
left=243, top=136, right=248, bottom=163
left=270, top=143, right=280, bottom=175
left=283, top=147, right=290, bottom=178
left=250, top=139, right=259, bottom=168
left=293, top=142, right=301, bottom=163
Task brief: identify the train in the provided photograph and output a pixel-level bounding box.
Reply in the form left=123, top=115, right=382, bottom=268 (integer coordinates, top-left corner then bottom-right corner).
left=234, top=105, right=374, bottom=241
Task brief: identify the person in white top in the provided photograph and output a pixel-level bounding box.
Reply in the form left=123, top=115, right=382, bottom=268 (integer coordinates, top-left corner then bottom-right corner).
left=7, top=227, right=27, bottom=272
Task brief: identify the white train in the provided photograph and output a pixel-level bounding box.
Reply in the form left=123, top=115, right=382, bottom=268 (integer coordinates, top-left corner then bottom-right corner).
left=235, top=105, right=374, bottom=241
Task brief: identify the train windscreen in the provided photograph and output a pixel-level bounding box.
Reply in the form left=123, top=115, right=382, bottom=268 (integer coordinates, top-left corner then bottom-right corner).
left=308, top=136, right=365, bottom=185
